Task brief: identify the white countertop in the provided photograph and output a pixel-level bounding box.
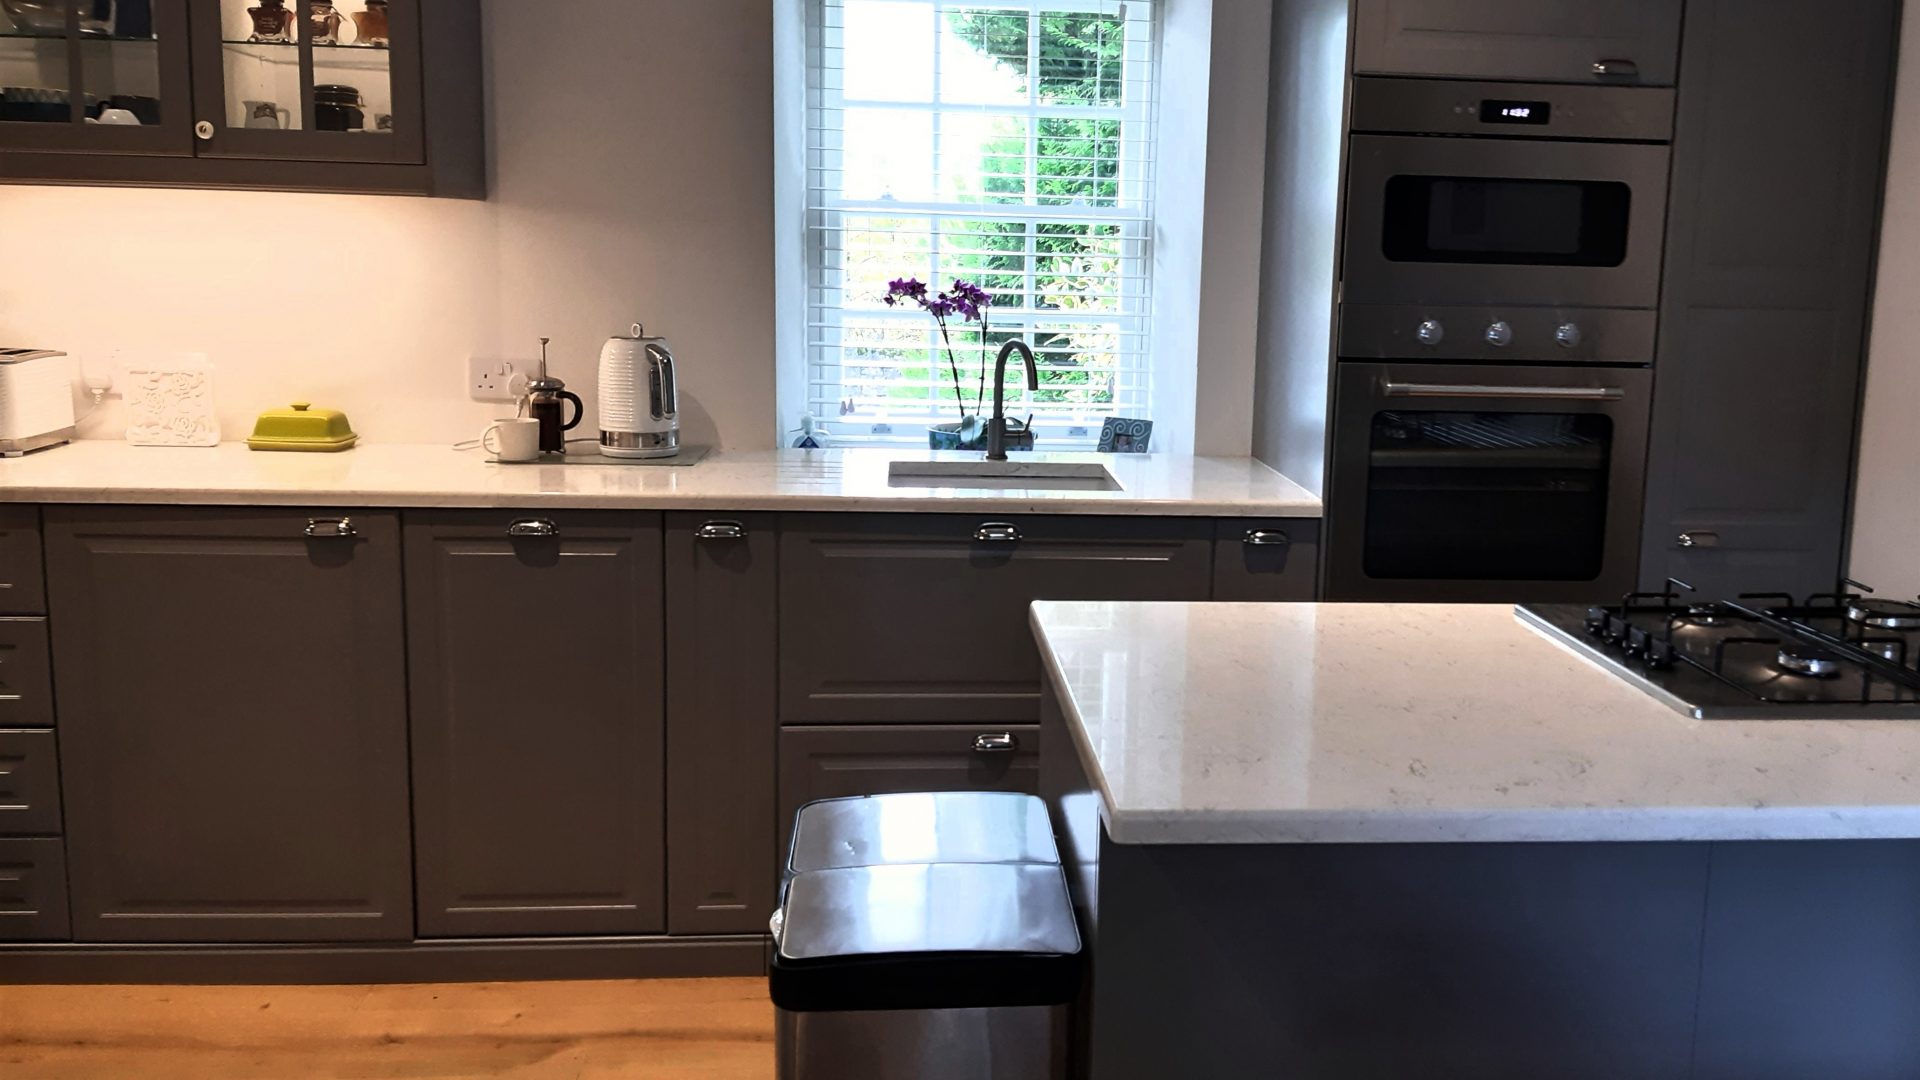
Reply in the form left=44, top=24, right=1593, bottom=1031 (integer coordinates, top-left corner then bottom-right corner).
left=1031, top=601, right=1920, bottom=845
left=0, top=441, right=1321, bottom=517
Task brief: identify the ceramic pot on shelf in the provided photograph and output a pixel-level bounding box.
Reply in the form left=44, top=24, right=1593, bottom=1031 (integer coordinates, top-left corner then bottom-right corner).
left=245, top=0, right=293, bottom=42
left=350, top=0, right=387, bottom=46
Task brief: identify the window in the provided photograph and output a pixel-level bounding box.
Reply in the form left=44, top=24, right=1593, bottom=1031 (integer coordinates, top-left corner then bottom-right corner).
left=800, top=0, right=1159, bottom=446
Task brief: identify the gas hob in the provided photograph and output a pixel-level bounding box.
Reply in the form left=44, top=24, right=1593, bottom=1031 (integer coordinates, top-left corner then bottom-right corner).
left=1521, top=585, right=1920, bottom=719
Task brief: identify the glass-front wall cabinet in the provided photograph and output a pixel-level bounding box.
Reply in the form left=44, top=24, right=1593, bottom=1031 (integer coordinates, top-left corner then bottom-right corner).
left=0, top=0, right=190, bottom=152
left=0, top=0, right=459, bottom=189
left=197, top=0, right=421, bottom=162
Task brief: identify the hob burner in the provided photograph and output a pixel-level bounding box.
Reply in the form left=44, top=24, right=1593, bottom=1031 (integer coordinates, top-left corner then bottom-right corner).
left=1776, top=645, right=1845, bottom=679
left=1681, top=603, right=1734, bottom=627
left=1846, top=599, right=1920, bottom=631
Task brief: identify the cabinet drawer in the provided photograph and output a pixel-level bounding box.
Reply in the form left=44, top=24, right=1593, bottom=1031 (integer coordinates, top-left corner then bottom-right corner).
left=780, top=515, right=1212, bottom=724
left=0, top=618, right=53, bottom=729
left=0, top=730, right=60, bottom=836
left=0, top=838, right=69, bottom=941
left=779, top=725, right=1041, bottom=849
left=1214, top=520, right=1320, bottom=601
left=1354, top=0, right=1682, bottom=85
left=0, top=507, right=44, bottom=615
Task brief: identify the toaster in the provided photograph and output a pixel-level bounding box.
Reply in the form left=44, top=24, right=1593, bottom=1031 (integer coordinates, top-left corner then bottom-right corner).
left=0, top=348, right=78, bottom=456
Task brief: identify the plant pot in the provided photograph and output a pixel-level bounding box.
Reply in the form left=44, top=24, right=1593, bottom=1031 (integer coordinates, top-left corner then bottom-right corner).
left=928, top=419, right=1034, bottom=452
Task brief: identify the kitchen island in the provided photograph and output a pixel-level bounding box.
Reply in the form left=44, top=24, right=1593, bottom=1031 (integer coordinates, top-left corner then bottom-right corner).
left=1034, top=602, right=1920, bottom=1080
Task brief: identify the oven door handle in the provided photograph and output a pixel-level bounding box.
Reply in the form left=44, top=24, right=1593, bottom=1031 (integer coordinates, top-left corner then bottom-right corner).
left=1381, top=382, right=1626, bottom=403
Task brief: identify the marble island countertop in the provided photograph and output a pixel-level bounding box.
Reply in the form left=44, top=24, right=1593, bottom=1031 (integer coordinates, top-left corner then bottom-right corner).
left=1032, top=601, right=1920, bottom=845
left=0, top=441, right=1322, bottom=516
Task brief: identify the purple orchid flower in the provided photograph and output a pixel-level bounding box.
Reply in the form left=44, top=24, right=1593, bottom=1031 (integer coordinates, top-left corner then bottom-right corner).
left=879, top=275, right=997, bottom=424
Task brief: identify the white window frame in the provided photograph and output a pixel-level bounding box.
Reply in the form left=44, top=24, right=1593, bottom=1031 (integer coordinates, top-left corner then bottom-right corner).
left=796, top=0, right=1161, bottom=448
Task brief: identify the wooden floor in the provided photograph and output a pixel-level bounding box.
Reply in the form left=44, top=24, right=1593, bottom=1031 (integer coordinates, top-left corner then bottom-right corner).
left=0, top=977, right=774, bottom=1080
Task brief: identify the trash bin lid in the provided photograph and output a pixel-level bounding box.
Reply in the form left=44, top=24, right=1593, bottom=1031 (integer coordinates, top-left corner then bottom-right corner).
left=778, top=862, right=1081, bottom=963
left=769, top=862, right=1084, bottom=1013
left=787, top=791, right=1061, bottom=873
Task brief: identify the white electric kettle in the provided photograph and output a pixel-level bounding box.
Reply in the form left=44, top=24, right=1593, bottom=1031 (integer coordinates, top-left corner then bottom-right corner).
left=598, top=322, right=680, bottom=459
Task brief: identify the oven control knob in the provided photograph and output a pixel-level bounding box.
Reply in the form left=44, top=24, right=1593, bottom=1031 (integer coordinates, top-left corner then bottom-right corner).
left=1415, top=319, right=1445, bottom=346
left=1555, top=322, right=1584, bottom=349
left=1485, top=320, right=1513, bottom=347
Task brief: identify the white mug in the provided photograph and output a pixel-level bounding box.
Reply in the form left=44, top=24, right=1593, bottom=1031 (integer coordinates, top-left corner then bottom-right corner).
left=482, top=417, right=542, bottom=462
left=243, top=100, right=291, bottom=130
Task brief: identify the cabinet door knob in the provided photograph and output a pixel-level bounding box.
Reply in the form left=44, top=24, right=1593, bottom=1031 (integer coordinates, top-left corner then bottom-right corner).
left=972, top=732, right=1019, bottom=753
left=1243, top=529, right=1290, bottom=547
left=194, top=120, right=215, bottom=140
left=1676, top=531, right=1721, bottom=549
left=304, top=517, right=356, bottom=539
left=507, top=518, right=559, bottom=538
left=695, top=521, right=746, bottom=541
left=974, top=522, right=1022, bottom=543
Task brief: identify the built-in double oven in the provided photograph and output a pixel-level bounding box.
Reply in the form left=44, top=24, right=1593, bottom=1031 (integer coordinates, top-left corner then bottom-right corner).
left=1326, top=77, right=1676, bottom=602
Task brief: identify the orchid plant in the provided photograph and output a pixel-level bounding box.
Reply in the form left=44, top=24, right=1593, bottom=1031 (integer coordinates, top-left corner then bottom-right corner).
left=884, top=276, right=995, bottom=444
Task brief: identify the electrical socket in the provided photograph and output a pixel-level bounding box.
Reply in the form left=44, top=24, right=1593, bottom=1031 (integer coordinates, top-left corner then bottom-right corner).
left=468, top=356, right=521, bottom=402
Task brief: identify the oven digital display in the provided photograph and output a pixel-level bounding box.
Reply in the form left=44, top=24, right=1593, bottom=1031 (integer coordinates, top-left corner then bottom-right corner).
left=1480, top=100, right=1551, bottom=125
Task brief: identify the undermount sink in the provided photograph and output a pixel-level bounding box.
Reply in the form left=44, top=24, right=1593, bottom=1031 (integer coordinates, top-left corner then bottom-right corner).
left=887, top=458, right=1123, bottom=492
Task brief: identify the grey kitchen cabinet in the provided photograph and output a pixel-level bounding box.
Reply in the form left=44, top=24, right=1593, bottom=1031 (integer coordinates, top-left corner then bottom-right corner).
left=779, top=515, right=1213, bottom=725
left=0, top=0, right=483, bottom=198
left=1213, top=519, right=1320, bottom=602
left=1639, top=0, right=1898, bottom=600
left=0, top=729, right=61, bottom=836
left=0, top=506, right=44, bottom=615
left=777, top=725, right=1041, bottom=850
left=0, top=618, right=54, bottom=730
left=405, top=511, right=666, bottom=938
left=43, top=507, right=413, bottom=943
left=0, top=838, right=69, bottom=942
left=1352, top=0, right=1682, bottom=86
left=665, top=512, right=777, bottom=936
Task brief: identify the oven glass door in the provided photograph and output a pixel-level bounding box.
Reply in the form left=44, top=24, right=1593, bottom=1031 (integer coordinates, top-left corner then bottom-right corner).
left=1343, top=135, right=1670, bottom=309
left=1382, top=176, right=1632, bottom=267
left=1326, top=364, right=1653, bottom=602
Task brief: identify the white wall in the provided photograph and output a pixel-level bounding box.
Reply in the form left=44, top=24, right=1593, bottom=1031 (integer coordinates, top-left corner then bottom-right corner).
left=1148, top=0, right=1271, bottom=457
left=1851, top=11, right=1920, bottom=594
left=0, top=1, right=776, bottom=450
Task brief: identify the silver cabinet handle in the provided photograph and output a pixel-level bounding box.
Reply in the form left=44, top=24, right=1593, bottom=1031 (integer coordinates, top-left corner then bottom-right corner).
left=304, top=517, right=357, bottom=539
left=1243, top=529, right=1291, bottom=547
left=1677, top=531, right=1721, bottom=549
left=0, top=694, right=22, bottom=702
left=696, top=521, right=746, bottom=541
left=507, top=518, right=559, bottom=538
left=974, top=522, right=1022, bottom=543
left=972, top=732, right=1020, bottom=753
left=1382, top=382, right=1625, bottom=402
left=1592, top=58, right=1640, bottom=78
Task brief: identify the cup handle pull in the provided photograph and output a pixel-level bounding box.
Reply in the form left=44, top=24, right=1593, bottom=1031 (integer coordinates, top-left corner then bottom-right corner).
left=305, top=517, right=357, bottom=539
left=972, top=732, right=1019, bottom=753
left=508, top=519, right=559, bottom=538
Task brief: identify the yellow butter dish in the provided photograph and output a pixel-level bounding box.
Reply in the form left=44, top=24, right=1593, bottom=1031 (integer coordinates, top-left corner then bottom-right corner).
left=247, top=402, right=359, bottom=452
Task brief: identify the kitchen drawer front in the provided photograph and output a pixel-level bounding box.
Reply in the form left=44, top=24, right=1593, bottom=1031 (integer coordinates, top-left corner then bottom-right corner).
left=0, top=729, right=60, bottom=836
left=0, top=838, right=70, bottom=942
left=778, top=725, right=1041, bottom=851
left=0, top=507, right=45, bottom=616
left=0, top=618, right=54, bottom=729
left=780, top=515, right=1213, bottom=724
left=1213, top=520, right=1321, bottom=601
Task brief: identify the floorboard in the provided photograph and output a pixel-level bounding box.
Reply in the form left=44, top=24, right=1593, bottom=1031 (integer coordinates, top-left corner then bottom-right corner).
left=0, top=977, right=774, bottom=1080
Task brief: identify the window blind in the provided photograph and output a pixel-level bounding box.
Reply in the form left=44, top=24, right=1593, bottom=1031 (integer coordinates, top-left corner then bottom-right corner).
left=804, top=0, right=1159, bottom=446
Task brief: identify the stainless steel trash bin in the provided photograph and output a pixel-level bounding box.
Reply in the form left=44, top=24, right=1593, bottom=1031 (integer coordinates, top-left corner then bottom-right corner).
left=770, top=792, right=1082, bottom=1080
